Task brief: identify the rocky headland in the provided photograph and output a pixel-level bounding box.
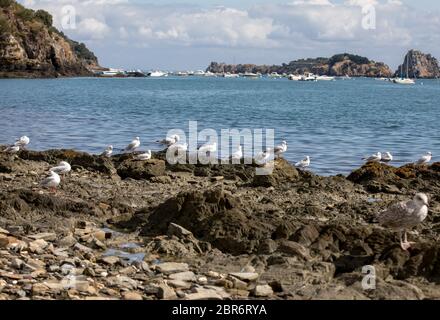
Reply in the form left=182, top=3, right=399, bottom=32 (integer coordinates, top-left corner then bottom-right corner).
left=0, top=0, right=100, bottom=78
left=395, top=50, right=440, bottom=79
left=207, top=54, right=393, bottom=77
left=1, top=147, right=440, bottom=300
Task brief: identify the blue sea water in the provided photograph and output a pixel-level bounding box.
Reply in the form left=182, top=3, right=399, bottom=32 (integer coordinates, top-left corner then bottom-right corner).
left=1, top=76, right=439, bottom=176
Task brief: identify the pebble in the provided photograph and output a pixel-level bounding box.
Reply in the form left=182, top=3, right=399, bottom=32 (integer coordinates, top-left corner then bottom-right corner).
left=100, top=256, right=120, bottom=265
left=168, top=271, right=196, bottom=282
left=252, top=285, right=274, bottom=297
left=156, top=262, right=189, bottom=274
left=157, top=283, right=177, bottom=300
left=228, top=272, right=259, bottom=282
left=29, top=233, right=57, bottom=242
left=122, top=291, right=143, bottom=300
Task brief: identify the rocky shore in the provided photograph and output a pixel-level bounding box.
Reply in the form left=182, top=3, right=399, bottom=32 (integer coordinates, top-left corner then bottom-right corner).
left=1, top=148, right=440, bottom=300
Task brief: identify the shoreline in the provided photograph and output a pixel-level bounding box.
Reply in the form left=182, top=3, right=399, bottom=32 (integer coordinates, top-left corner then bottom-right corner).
left=1, top=148, right=440, bottom=300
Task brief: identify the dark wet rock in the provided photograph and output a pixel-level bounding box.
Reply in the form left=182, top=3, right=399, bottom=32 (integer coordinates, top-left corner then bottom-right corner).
left=252, top=159, right=299, bottom=187
left=117, top=159, right=165, bottom=180
left=18, top=149, right=116, bottom=174
left=141, top=187, right=280, bottom=254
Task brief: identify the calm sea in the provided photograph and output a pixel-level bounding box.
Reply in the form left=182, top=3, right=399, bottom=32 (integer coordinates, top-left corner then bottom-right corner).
left=1, top=76, right=439, bottom=175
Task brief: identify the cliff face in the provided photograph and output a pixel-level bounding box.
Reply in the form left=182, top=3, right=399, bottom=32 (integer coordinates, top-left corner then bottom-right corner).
left=0, top=0, right=99, bottom=78
left=395, top=50, right=440, bottom=79
left=207, top=54, right=393, bottom=77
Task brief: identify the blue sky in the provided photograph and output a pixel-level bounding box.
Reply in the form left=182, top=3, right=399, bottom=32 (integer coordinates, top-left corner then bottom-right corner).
left=21, top=0, right=440, bottom=70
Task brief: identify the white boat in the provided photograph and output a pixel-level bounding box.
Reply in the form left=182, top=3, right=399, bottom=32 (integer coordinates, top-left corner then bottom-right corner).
left=288, top=74, right=302, bottom=81
left=268, top=72, right=282, bottom=78
left=193, top=70, right=206, bottom=76
left=204, top=71, right=217, bottom=77
left=242, top=72, right=261, bottom=79
left=394, top=53, right=415, bottom=85
left=299, top=73, right=317, bottom=82
left=148, top=70, right=167, bottom=77
left=316, top=75, right=335, bottom=81
left=223, top=72, right=239, bottom=78
left=393, top=78, right=415, bottom=85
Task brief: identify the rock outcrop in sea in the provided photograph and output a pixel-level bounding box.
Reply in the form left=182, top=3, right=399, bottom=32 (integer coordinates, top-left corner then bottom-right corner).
left=394, top=50, right=440, bottom=79
left=1, top=147, right=440, bottom=300
left=0, top=0, right=100, bottom=78
left=207, top=54, right=393, bottom=77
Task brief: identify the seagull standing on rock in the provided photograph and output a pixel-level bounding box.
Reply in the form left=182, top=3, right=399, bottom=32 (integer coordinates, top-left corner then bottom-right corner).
left=416, top=152, right=432, bottom=165
left=50, top=161, right=71, bottom=174
left=363, top=152, right=382, bottom=163
left=254, top=150, right=271, bottom=165
left=102, top=145, right=113, bottom=158
left=295, top=156, right=311, bottom=169
left=3, top=145, right=20, bottom=154
left=135, top=150, right=152, bottom=161
left=231, top=145, right=243, bottom=160
left=123, top=137, right=140, bottom=153
left=378, top=193, right=429, bottom=251
left=157, top=134, right=180, bottom=147
left=273, top=141, right=287, bottom=159
left=40, top=171, right=61, bottom=193
left=15, top=136, right=30, bottom=149
left=381, top=152, right=393, bottom=163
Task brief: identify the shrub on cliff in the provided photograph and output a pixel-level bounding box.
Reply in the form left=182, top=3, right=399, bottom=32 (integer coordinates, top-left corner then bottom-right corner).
left=0, top=14, right=10, bottom=33
left=0, top=0, right=14, bottom=8
left=35, top=9, right=52, bottom=27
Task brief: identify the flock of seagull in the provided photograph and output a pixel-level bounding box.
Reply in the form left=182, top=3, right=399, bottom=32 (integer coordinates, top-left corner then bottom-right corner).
left=2, top=135, right=435, bottom=251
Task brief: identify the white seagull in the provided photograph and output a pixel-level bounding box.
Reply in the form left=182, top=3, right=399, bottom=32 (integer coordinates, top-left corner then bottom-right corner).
left=50, top=161, right=71, bottom=174
left=15, top=136, right=30, bottom=148
left=295, top=156, right=311, bottom=169
left=273, top=141, right=287, bottom=158
left=167, top=143, right=188, bottom=161
left=40, top=171, right=61, bottom=193
left=102, top=145, right=113, bottom=158
left=135, top=150, right=152, bottom=161
left=416, top=152, right=432, bottom=165
left=123, top=137, right=140, bottom=153
left=3, top=145, right=20, bottom=154
left=254, top=151, right=271, bottom=165
left=381, top=152, right=393, bottom=163
left=378, top=193, right=429, bottom=251
left=157, top=134, right=180, bottom=147
left=363, top=152, right=382, bottom=163
left=231, top=145, right=243, bottom=160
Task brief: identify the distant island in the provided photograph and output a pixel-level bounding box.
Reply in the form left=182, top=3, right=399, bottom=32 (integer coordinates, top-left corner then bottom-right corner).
left=207, top=51, right=440, bottom=79
left=0, top=0, right=100, bottom=78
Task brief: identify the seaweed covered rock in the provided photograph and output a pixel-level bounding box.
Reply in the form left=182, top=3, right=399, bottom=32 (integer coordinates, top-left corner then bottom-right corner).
left=252, top=159, right=299, bottom=187
left=117, top=159, right=165, bottom=180
left=141, top=187, right=279, bottom=254
left=18, top=149, right=115, bottom=174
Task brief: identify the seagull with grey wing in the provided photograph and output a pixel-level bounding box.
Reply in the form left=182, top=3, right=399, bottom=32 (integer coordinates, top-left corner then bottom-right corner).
left=157, top=134, right=180, bottom=147
left=50, top=161, right=71, bottom=174
left=381, top=152, right=393, bottom=163
left=415, top=152, right=432, bottom=165
left=135, top=150, right=152, bottom=161
left=362, top=152, right=381, bottom=163
left=101, top=145, right=113, bottom=158
left=122, top=137, right=140, bottom=153
left=3, top=145, right=20, bottom=154
left=295, top=156, right=311, bottom=169
left=377, top=193, right=429, bottom=251
left=15, top=136, right=30, bottom=149
left=271, top=141, right=287, bottom=159
left=40, top=171, right=61, bottom=193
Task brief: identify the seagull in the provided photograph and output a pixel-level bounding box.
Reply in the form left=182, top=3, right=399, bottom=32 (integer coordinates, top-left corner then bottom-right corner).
left=167, top=143, right=188, bottom=162
left=40, top=171, right=61, bottom=193
left=123, top=137, right=140, bottom=153
left=135, top=150, right=152, bottom=161
left=3, top=145, right=20, bottom=154
left=273, top=141, right=287, bottom=158
left=231, top=145, right=243, bottom=160
left=381, top=152, right=393, bottom=163
left=363, top=152, right=382, bottom=163
left=198, top=142, right=217, bottom=153
left=377, top=193, right=429, bottom=251
left=50, top=161, right=71, bottom=174
left=157, top=134, right=180, bottom=147
left=416, top=152, right=432, bottom=165
left=101, top=145, right=113, bottom=158
left=254, top=150, right=271, bottom=165
left=295, top=156, right=311, bottom=169
left=14, top=136, right=30, bottom=148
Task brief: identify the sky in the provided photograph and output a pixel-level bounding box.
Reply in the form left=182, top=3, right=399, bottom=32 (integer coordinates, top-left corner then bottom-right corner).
left=19, top=0, right=440, bottom=70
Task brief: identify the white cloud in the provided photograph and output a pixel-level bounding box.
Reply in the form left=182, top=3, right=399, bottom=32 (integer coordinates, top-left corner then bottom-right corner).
left=17, top=0, right=440, bottom=68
